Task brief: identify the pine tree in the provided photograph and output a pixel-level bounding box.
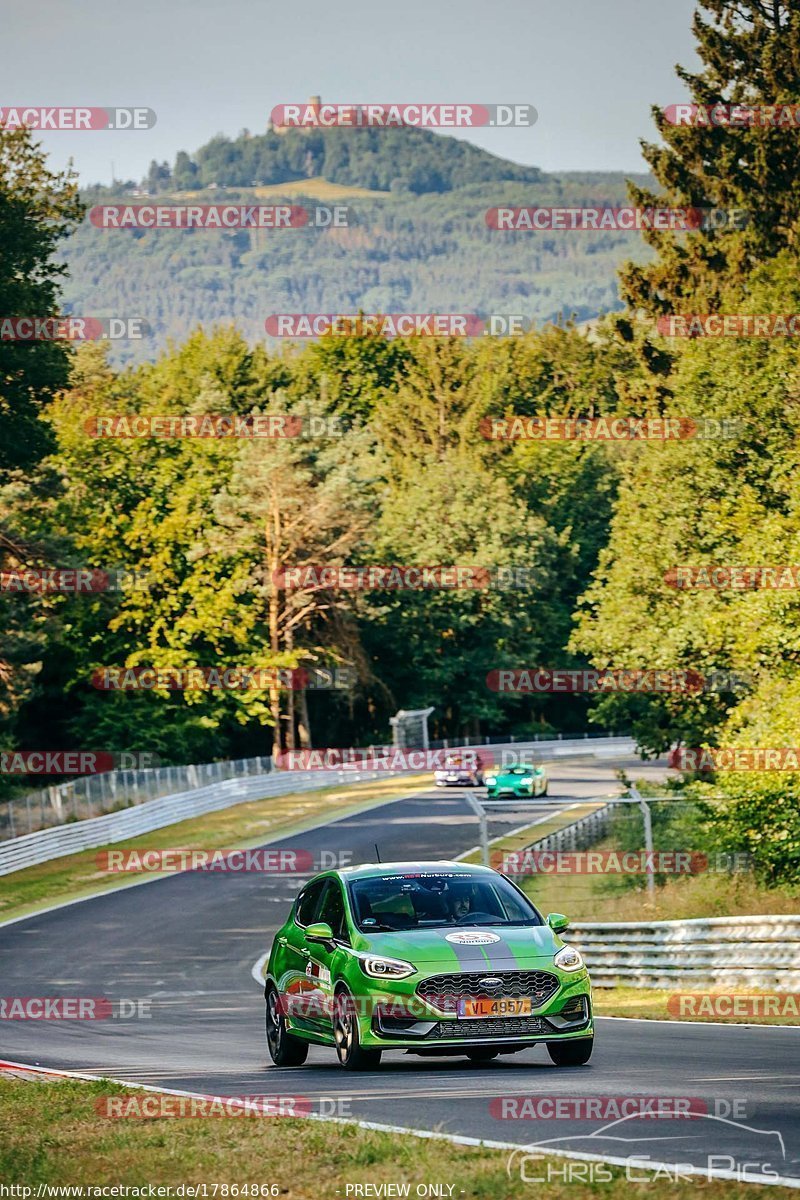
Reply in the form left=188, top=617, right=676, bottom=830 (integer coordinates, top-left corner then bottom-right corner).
left=620, top=0, right=800, bottom=316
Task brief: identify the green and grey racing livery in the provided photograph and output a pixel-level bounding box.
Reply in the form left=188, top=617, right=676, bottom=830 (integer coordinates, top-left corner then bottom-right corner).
left=264, top=860, right=593, bottom=1070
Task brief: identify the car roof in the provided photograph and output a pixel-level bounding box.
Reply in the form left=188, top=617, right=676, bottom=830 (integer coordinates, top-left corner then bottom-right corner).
left=335, top=860, right=498, bottom=882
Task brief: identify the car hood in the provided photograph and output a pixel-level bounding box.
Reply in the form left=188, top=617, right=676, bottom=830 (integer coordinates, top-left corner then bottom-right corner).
left=353, top=924, right=561, bottom=967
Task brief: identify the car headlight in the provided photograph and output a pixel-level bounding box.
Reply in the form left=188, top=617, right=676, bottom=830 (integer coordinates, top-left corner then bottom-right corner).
left=356, top=953, right=416, bottom=980
left=554, top=945, right=584, bottom=973
left=485, top=776, right=497, bottom=786
left=519, top=776, right=534, bottom=786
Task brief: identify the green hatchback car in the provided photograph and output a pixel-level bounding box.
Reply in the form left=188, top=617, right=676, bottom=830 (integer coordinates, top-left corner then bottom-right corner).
left=264, top=861, right=592, bottom=1071
left=485, top=763, right=548, bottom=799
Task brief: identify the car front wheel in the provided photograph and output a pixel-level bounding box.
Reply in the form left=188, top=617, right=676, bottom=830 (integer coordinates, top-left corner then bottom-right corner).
left=334, top=988, right=382, bottom=1071
left=466, top=1049, right=499, bottom=1063
left=265, top=985, right=309, bottom=1067
left=547, top=1036, right=593, bottom=1066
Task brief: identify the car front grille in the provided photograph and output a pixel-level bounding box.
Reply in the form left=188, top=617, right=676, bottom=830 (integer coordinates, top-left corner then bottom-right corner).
left=431, top=1016, right=547, bottom=1039
left=417, top=969, right=559, bottom=1013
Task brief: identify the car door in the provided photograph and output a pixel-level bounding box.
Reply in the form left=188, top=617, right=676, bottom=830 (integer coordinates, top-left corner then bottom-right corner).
left=303, top=877, right=349, bottom=1029
left=279, top=876, right=327, bottom=1026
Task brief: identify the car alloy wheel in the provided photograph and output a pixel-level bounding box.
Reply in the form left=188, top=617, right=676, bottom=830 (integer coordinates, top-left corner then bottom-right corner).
left=333, top=988, right=382, bottom=1071
left=265, top=986, right=308, bottom=1067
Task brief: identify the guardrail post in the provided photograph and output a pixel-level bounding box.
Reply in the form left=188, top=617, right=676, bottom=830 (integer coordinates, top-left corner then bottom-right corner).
left=630, top=784, right=655, bottom=897
left=462, top=794, right=489, bottom=866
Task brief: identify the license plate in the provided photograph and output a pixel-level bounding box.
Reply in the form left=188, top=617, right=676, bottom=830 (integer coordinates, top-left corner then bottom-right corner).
left=457, top=997, right=533, bottom=1018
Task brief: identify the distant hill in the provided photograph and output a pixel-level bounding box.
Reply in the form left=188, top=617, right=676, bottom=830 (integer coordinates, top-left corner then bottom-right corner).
left=138, top=124, right=546, bottom=196
left=64, top=126, right=653, bottom=363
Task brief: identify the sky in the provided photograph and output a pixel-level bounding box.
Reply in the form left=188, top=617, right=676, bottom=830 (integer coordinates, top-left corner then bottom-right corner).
left=5, top=0, right=700, bottom=186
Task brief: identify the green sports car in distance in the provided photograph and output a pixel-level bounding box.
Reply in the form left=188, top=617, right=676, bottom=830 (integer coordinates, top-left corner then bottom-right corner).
left=485, top=763, right=548, bottom=799
left=264, top=860, right=592, bottom=1071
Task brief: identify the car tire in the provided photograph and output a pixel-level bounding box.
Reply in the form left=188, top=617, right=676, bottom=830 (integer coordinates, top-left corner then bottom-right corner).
left=334, top=988, right=382, bottom=1071
left=547, top=1036, right=593, bottom=1066
left=265, top=985, right=309, bottom=1067
left=466, top=1049, right=499, bottom=1063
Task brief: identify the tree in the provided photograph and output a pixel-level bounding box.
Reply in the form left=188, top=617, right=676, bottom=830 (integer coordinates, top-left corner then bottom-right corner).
left=0, top=125, right=83, bottom=477
left=573, top=254, right=800, bottom=755
left=213, top=393, right=378, bottom=755
left=620, top=0, right=800, bottom=316
left=0, top=125, right=83, bottom=762
left=146, top=159, right=172, bottom=193
left=173, top=151, right=198, bottom=191
left=364, top=339, right=563, bottom=737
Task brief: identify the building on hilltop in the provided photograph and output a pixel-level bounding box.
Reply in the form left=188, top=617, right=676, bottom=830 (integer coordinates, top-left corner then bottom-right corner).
left=270, top=96, right=323, bottom=135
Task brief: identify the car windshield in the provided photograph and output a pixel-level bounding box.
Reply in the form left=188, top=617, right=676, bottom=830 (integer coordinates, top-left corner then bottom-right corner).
left=347, top=872, right=543, bottom=932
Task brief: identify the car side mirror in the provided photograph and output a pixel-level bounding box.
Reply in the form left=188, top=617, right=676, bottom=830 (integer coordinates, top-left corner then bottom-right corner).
left=306, top=921, right=334, bottom=945
left=547, top=912, right=569, bottom=933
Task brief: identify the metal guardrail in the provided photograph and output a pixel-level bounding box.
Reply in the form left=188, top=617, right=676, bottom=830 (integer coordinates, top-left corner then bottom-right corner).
left=0, top=733, right=634, bottom=842
left=0, top=755, right=277, bottom=840
left=492, top=797, right=799, bottom=992
left=0, top=735, right=636, bottom=877
left=569, top=915, right=800, bottom=991
left=0, top=767, right=409, bottom=878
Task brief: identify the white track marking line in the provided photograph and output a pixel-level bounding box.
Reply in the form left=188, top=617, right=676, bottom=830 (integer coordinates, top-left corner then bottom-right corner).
left=455, top=799, right=593, bottom=861
left=599, top=1015, right=800, bottom=1030
left=251, top=951, right=269, bottom=985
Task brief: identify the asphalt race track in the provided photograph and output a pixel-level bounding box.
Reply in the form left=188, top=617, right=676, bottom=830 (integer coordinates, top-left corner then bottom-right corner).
left=1, top=756, right=798, bottom=1186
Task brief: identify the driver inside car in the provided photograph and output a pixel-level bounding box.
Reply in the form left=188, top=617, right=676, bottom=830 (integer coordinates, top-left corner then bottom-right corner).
left=448, top=882, right=477, bottom=921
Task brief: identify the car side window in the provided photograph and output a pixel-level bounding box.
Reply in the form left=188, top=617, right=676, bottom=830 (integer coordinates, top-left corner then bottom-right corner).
left=295, top=878, right=326, bottom=928
left=317, top=878, right=349, bottom=942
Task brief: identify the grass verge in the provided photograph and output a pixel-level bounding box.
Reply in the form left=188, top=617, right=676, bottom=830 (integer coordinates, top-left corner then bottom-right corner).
left=0, top=1077, right=770, bottom=1196
left=0, top=775, right=430, bottom=925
